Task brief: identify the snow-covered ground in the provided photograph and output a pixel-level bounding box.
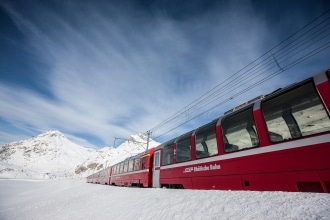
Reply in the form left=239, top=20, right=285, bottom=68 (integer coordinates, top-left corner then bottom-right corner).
left=0, top=179, right=329, bottom=220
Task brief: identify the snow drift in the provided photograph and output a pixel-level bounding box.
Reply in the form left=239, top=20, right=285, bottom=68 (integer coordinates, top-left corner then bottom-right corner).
left=0, top=179, right=329, bottom=220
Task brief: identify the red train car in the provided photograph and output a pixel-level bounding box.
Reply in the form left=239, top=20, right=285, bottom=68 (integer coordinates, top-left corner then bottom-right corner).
left=98, top=167, right=112, bottom=185
left=86, top=174, right=93, bottom=183
left=87, top=69, right=330, bottom=193
left=110, top=148, right=155, bottom=187
left=152, top=69, right=330, bottom=193
left=92, top=172, right=100, bottom=184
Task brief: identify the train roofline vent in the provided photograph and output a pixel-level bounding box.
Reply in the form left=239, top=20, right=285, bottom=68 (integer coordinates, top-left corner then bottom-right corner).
left=224, top=95, right=264, bottom=115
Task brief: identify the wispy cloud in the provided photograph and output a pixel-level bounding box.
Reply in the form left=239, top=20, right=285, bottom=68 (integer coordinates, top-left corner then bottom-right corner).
left=1, top=1, right=328, bottom=147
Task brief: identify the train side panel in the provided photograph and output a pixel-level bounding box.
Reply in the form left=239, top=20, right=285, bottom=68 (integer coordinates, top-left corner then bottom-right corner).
left=98, top=167, right=111, bottom=185
left=111, top=149, right=155, bottom=187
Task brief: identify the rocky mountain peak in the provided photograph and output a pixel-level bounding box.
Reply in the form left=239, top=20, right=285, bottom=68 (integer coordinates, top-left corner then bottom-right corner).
left=30, top=130, right=66, bottom=141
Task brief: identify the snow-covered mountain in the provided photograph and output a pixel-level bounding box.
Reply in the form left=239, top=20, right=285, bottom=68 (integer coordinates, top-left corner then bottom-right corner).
left=0, top=130, right=160, bottom=179
left=75, top=134, right=160, bottom=176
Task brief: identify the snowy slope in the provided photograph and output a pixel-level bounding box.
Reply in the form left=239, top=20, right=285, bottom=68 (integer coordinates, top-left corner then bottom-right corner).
left=0, top=179, right=329, bottom=220
left=76, top=134, right=160, bottom=176
left=0, top=130, right=94, bottom=179
left=0, top=131, right=160, bottom=179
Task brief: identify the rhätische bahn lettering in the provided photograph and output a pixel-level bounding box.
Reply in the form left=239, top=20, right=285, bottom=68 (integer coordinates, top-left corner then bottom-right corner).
left=183, top=164, right=221, bottom=173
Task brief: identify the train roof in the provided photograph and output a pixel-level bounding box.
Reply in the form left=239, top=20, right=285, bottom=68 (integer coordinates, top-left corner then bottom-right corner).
left=153, top=68, right=330, bottom=151
left=113, top=148, right=155, bottom=165
left=224, top=95, right=264, bottom=116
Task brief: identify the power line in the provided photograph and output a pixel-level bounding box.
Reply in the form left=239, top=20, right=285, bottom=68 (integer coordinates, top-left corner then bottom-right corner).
left=148, top=9, right=330, bottom=140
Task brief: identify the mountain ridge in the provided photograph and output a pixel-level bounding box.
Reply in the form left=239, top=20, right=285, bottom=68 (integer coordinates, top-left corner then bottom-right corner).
left=0, top=130, right=160, bottom=179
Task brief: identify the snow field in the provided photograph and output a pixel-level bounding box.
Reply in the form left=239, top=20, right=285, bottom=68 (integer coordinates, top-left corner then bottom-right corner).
left=0, top=179, right=330, bottom=220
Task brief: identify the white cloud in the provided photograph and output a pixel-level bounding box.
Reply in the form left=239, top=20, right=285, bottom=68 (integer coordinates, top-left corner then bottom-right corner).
left=0, top=130, right=29, bottom=145
left=1, top=1, right=329, bottom=147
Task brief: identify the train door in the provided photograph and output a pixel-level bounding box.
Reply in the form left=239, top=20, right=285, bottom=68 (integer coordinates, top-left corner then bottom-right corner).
left=108, top=166, right=112, bottom=185
left=152, top=150, right=161, bottom=188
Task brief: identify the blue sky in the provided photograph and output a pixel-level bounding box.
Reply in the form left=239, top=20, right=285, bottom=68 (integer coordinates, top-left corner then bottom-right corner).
left=0, top=0, right=329, bottom=148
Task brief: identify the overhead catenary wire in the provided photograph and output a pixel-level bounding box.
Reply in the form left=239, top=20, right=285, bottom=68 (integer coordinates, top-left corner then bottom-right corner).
left=147, top=9, right=330, bottom=140
left=156, top=43, right=330, bottom=138
left=149, top=9, right=330, bottom=137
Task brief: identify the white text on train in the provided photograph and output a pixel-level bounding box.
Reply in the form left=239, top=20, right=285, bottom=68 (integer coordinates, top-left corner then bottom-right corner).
left=183, top=164, right=221, bottom=173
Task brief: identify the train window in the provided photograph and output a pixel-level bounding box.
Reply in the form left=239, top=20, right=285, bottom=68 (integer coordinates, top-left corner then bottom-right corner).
left=176, top=134, right=192, bottom=162
left=128, top=160, right=134, bottom=172
left=162, top=143, right=174, bottom=165
left=262, top=82, right=330, bottom=142
left=102, top=169, right=107, bottom=177
left=154, top=151, right=160, bottom=167
left=195, top=122, right=218, bottom=158
left=119, top=163, right=124, bottom=174
left=222, top=108, right=259, bottom=152
left=123, top=161, right=128, bottom=172
left=134, top=158, right=140, bottom=171
left=141, top=157, right=147, bottom=169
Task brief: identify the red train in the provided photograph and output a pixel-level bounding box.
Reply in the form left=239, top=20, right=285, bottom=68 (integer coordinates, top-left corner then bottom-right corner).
left=87, top=69, right=330, bottom=193
left=86, top=149, right=154, bottom=187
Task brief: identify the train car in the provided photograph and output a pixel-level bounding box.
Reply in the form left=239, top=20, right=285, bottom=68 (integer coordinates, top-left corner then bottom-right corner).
left=86, top=174, right=94, bottom=183
left=110, top=148, right=155, bottom=187
left=152, top=69, right=330, bottom=193
left=92, top=171, right=100, bottom=184
left=98, top=167, right=112, bottom=185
